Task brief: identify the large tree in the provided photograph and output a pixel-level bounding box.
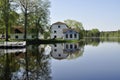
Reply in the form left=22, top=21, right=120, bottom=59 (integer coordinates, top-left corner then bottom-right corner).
left=0, top=0, right=10, bottom=41
left=0, top=0, right=19, bottom=40
left=28, top=0, right=50, bottom=39
left=14, top=0, right=50, bottom=40
left=64, top=19, right=84, bottom=31
left=64, top=19, right=84, bottom=39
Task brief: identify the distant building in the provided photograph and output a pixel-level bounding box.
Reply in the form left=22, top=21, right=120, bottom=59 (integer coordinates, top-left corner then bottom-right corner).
left=50, top=22, right=79, bottom=40
left=63, top=29, right=79, bottom=40
left=50, top=43, right=69, bottom=60
left=10, top=26, right=36, bottom=40
left=50, top=22, right=68, bottom=39
left=50, top=43, right=84, bottom=60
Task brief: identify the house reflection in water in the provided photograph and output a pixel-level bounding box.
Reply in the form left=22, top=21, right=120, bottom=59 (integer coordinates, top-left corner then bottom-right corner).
left=50, top=43, right=84, bottom=60
left=50, top=44, right=69, bottom=60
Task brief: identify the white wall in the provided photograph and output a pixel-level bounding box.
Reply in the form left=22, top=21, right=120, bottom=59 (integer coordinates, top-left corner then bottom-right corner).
left=50, top=24, right=68, bottom=39
left=50, top=43, right=68, bottom=59
left=64, top=33, right=79, bottom=40
left=10, top=34, right=36, bottom=40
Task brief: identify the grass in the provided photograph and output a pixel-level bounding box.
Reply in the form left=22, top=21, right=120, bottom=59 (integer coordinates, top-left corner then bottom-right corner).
left=26, top=39, right=80, bottom=45
left=0, top=39, right=81, bottom=45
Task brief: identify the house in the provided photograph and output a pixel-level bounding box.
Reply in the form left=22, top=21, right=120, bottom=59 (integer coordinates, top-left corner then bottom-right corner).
left=50, top=22, right=68, bottom=39
left=63, top=43, right=84, bottom=60
left=50, top=43, right=84, bottom=60
left=50, top=22, right=79, bottom=40
left=10, top=26, right=37, bottom=40
left=63, top=29, right=79, bottom=40
left=63, top=43, right=80, bottom=54
left=50, top=43, right=69, bottom=60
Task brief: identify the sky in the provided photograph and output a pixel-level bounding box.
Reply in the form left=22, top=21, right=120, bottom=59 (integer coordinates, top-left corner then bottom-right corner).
left=49, top=0, right=120, bottom=31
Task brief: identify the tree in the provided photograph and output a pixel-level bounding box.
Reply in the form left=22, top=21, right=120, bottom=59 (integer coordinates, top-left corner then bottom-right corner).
left=0, top=0, right=10, bottom=41
left=28, top=0, right=50, bottom=39
left=64, top=19, right=84, bottom=39
left=14, top=0, right=34, bottom=40
left=14, top=0, right=50, bottom=40
left=0, top=0, right=19, bottom=40
left=91, top=28, right=100, bottom=37
left=64, top=19, right=84, bottom=31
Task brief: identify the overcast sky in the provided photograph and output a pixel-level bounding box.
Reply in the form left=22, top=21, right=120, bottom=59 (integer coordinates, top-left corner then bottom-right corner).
left=49, top=0, right=120, bottom=31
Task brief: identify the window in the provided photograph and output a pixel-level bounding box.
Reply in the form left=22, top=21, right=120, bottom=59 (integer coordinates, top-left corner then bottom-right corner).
left=58, top=54, right=61, bottom=57
left=54, top=44, right=57, bottom=47
left=74, top=34, right=77, bottom=38
left=70, top=44, right=73, bottom=49
left=54, top=49, right=57, bottom=52
left=15, top=35, right=18, bottom=39
left=54, top=35, right=57, bottom=39
left=66, top=34, right=68, bottom=38
left=58, top=25, right=60, bottom=28
left=66, top=44, right=68, bottom=49
left=74, top=45, right=77, bottom=49
left=54, top=30, right=56, bottom=33
left=70, top=34, right=72, bottom=38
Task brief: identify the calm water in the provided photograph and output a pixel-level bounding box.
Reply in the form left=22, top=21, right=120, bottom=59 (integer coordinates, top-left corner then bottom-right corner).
left=0, top=39, right=120, bottom=80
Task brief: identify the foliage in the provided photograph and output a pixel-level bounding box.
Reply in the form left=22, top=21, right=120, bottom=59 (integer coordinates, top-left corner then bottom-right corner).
left=44, top=31, right=50, bottom=39
left=13, top=0, right=50, bottom=40
left=85, top=28, right=100, bottom=37
left=100, top=30, right=120, bottom=37
left=0, top=0, right=50, bottom=40
left=64, top=19, right=84, bottom=30
left=0, top=0, right=19, bottom=35
left=64, top=19, right=84, bottom=39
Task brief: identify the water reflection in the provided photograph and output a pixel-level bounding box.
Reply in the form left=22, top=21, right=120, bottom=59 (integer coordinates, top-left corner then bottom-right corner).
left=50, top=43, right=84, bottom=60
left=0, top=45, right=52, bottom=80
left=0, top=42, right=84, bottom=80
left=0, top=38, right=120, bottom=80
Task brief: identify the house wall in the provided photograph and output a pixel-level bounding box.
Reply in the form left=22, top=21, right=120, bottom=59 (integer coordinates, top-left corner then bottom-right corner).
left=50, top=24, right=68, bottom=39
left=50, top=43, right=68, bottom=59
left=10, top=34, right=36, bottom=40
left=63, top=31, right=79, bottom=40
left=64, top=43, right=79, bottom=50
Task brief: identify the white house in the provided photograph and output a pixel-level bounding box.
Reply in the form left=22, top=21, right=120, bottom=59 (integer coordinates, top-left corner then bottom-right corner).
left=63, top=29, right=79, bottom=40
left=50, top=43, right=69, bottom=60
left=50, top=22, right=79, bottom=40
left=63, top=43, right=84, bottom=60
left=50, top=43, right=84, bottom=60
left=10, top=27, right=37, bottom=40
left=50, top=22, right=68, bottom=39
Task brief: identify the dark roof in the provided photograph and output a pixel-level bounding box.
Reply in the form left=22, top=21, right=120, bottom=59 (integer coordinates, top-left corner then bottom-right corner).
left=63, top=28, right=79, bottom=33
left=11, top=26, right=24, bottom=33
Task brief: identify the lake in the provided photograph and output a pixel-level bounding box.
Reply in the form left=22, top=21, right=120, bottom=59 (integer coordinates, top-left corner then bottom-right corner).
left=0, top=38, right=120, bottom=80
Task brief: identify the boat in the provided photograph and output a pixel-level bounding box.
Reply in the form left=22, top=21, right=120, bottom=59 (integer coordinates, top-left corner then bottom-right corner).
left=0, top=41, right=26, bottom=49
left=0, top=48, right=26, bottom=54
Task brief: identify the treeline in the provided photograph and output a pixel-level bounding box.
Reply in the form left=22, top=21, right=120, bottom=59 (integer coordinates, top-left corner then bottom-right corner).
left=63, top=20, right=120, bottom=38
left=84, top=29, right=120, bottom=38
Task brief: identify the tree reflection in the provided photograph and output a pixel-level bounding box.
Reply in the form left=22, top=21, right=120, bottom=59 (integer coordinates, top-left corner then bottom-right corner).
left=85, top=38, right=100, bottom=46
left=0, top=44, right=52, bottom=80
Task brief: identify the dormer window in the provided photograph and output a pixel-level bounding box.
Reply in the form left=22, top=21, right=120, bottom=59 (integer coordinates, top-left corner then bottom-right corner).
left=58, top=25, right=60, bottom=28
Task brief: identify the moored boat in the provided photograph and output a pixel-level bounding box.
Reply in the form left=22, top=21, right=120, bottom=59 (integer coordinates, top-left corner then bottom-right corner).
left=0, top=41, right=26, bottom=49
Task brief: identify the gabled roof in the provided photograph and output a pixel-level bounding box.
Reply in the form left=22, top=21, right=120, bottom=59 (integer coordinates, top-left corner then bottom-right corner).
left=11, top=26, right=24, bottom=33
left=52, top=22, right=66, bottom=25
left=50, top=21, right=68, bottom=29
